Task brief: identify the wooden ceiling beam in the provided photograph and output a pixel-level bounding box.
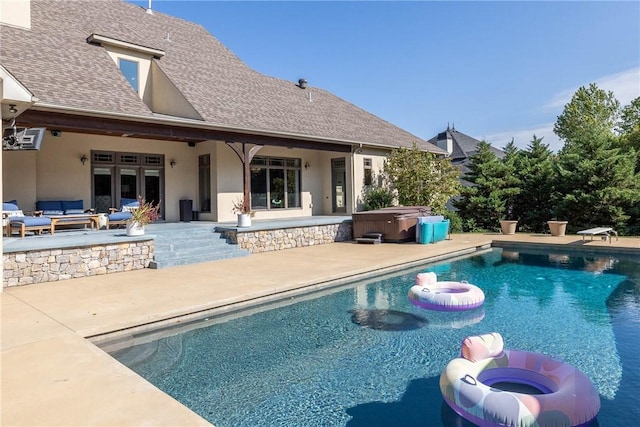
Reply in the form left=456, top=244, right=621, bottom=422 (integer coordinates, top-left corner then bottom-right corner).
left=16, top=110, right=352, bottom=152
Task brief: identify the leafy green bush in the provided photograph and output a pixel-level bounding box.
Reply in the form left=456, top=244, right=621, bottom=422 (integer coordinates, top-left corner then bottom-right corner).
left=442, top=210, right=463, bottom=233
left=363, top=187, right=395, bottom=211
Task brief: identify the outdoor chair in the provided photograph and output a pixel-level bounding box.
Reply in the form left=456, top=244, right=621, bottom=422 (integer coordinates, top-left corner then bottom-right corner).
left=3, top=201, right=54, bottom=238
left=107, top=198, right=139, bottom=228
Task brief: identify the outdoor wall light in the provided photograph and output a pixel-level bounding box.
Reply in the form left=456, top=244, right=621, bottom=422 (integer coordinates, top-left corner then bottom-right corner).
left=80, top=154, right=88, bottom=165
left=304, top=161, right=310, bottom=170
left=170, top=159, right=177, bottom=168
left=8, top=104, right=18, bottom=114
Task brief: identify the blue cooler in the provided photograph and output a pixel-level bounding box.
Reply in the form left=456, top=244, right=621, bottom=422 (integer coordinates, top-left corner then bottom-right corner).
left=433, top=219, right=450, bottom=242
left=418, top=222, right=434, bottom=244
left=416, top=216, right=443, bottom=244
left=416, top=217, right=427, bottom=242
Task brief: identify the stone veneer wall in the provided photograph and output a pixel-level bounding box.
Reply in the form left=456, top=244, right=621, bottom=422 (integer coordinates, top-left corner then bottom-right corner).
left=224, top=222, right=353, bottom=254
left=3, top=241, right=154, bottom=287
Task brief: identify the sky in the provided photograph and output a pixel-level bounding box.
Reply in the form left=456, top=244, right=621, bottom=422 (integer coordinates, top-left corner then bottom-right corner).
left=128, top=0, right=640, bottom=152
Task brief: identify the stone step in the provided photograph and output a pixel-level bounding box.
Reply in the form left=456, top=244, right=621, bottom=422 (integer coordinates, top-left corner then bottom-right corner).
left=149, top=249, right=249, bottom=269
left=356, top=237, right=381, bottom=244
left=147, top=224, right=249, bottom=269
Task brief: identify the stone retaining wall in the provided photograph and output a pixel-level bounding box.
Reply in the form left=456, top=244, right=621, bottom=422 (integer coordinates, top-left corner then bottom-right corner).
left=3, top=241, right=154, bottom=287
left=223, top=222, right=353, bottom=254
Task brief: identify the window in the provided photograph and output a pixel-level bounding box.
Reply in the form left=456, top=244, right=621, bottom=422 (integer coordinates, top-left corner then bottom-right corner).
left=250, top=156, right=301, bottom=210
left=118, top=58, right=139, bottom=93
left=363, top=158, right=373, bottom=186
left=199, top=155, right=211, bottom=212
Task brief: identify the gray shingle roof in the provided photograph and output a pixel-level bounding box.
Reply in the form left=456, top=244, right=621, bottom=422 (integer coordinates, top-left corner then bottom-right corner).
left=428, top=128, right=504, bottom=161
left=1, top=0, right=444, bottom=153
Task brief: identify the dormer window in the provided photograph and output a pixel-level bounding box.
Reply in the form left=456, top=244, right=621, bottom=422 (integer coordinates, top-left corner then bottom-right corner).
left=118, top=59, right=139, bottom=93
left=86, top=32, right=203, bottom=120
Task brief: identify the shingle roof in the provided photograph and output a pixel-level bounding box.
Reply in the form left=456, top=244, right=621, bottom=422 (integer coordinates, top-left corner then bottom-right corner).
left=427, top=128, right=504, bottom=161
left=1, top=0, right=445, bottom=153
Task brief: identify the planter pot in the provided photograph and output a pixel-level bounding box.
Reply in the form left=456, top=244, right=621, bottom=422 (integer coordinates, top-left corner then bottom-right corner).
left=500, top=220, right=518, bottom=235
left=547, top=221, right=568, bottom=236
left=126, top=222, right=146, bottom=236
left=237, top=214, right=252, bottom=228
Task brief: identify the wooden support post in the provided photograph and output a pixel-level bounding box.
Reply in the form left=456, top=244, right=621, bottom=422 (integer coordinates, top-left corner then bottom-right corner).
left=225, top=141, right=263, bottom=211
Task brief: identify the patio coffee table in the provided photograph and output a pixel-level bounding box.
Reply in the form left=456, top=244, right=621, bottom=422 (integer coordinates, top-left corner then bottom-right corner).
left=49, top=214, right=101, bottom=232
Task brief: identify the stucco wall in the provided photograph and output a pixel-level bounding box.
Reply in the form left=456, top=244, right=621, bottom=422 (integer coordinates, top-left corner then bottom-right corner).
left=2, top=132, right=197, bottom=221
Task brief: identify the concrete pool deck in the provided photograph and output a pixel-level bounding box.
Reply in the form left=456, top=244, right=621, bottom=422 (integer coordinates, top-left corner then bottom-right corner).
left=2, top=233, right=639, bottom=426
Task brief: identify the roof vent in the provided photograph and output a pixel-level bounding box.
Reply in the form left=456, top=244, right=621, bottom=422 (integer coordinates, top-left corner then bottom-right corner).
left=146, top=0, right=153, bottom=14
left=297, top=78, right=307, bottom=89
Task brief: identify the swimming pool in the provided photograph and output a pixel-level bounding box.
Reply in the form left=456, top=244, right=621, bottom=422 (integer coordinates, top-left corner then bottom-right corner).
left=111, top=248, right=640, bottom=426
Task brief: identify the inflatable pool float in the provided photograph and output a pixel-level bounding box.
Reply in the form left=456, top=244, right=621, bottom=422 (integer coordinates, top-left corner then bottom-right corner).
left=440, top=332, right=601, bottom=427
left=408, top=272, right=485, bottom=311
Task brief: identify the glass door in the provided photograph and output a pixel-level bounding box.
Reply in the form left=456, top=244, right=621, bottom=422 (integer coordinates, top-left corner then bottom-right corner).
left=143, top=168, right=164, bottom=216
left=331, top=157, right=346, bottom=213
left=119, top=167, right=138, bottom=201
left=91, top=151, right=164, bottom=218
left=93, top=167, right=114, bottom=213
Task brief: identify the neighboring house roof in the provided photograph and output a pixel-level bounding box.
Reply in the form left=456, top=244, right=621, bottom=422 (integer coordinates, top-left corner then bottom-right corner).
left=0, top=0, right=445, bottom=154
left=428, top=126, right=504, bottom=175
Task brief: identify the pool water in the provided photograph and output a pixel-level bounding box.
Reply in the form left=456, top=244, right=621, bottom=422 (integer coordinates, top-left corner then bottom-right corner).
left=111, top=249, right=640, bottom=426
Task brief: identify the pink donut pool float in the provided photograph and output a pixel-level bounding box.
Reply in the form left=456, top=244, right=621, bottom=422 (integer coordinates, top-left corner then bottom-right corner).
left=440, top=332, right=601, bottom=427
left=408, top=272, right=485, bottom=311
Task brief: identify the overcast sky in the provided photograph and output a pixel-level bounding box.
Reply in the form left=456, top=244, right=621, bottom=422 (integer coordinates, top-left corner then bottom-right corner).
left=129, top=0, right=640, bottom=152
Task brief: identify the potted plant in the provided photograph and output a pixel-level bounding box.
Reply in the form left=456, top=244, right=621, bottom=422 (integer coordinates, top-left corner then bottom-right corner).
left=232, top=197, right=254, bottom=228
left=126, top=196, right=161, bottom=236
left=547, top=219, right=568, bottom=236
left=499, top=219, right=518, bottom=235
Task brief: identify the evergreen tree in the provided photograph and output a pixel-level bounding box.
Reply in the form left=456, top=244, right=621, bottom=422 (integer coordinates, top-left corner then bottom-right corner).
left=617, top=97, right=640, bottom=234
left=553, top=85, right=639, bottom=231
left=512, top=135, right=555, bottom=233
left=501, top=139, right=523, bottom=221
left=454, top=141, right=516, bottom=231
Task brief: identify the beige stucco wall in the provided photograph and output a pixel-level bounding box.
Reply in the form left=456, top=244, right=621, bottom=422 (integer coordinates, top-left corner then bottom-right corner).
left=214, top=144, right=323, bottom=222
left=0, top=0, right=30, bottom=30
left=1, top=126, right=390, bottom=224
left=352, top=148, right=389, bottom=210
left=2, top=132, right=197, bottom=221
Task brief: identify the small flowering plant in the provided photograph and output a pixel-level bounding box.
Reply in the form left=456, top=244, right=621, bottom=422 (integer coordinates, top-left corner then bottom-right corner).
left=127, top=195, right=161, bottom=226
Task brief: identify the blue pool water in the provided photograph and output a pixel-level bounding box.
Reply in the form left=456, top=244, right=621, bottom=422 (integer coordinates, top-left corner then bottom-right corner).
left=111, top=249, right=640, bottom=426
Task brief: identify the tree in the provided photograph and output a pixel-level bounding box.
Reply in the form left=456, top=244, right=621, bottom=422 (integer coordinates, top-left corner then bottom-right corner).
left=554, top=83, right=620, bottom=149
left=501, top=139, right=523, bottom=221
left=552, top=84, right=639, bottom=233
left=512, top=135, right=555, bottom=233
left=384, top=143, right=460, bottom=213
left=454, top=141, right=516, bottom=231
left=618, top=97, right=640, bottom=170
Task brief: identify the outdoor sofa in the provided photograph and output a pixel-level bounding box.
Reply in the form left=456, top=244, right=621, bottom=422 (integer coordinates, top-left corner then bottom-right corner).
left=35, top=199, right=99, bottom=231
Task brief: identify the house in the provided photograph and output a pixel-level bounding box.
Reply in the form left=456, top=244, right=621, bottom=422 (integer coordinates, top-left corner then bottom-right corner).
left=428, top=125, right=505, bottom=177
left=1, top=0, right=445, bottom=225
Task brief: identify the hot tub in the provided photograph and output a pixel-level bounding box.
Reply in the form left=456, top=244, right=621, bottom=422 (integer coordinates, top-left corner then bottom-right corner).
left=352, top=206, right=431, bottom=242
